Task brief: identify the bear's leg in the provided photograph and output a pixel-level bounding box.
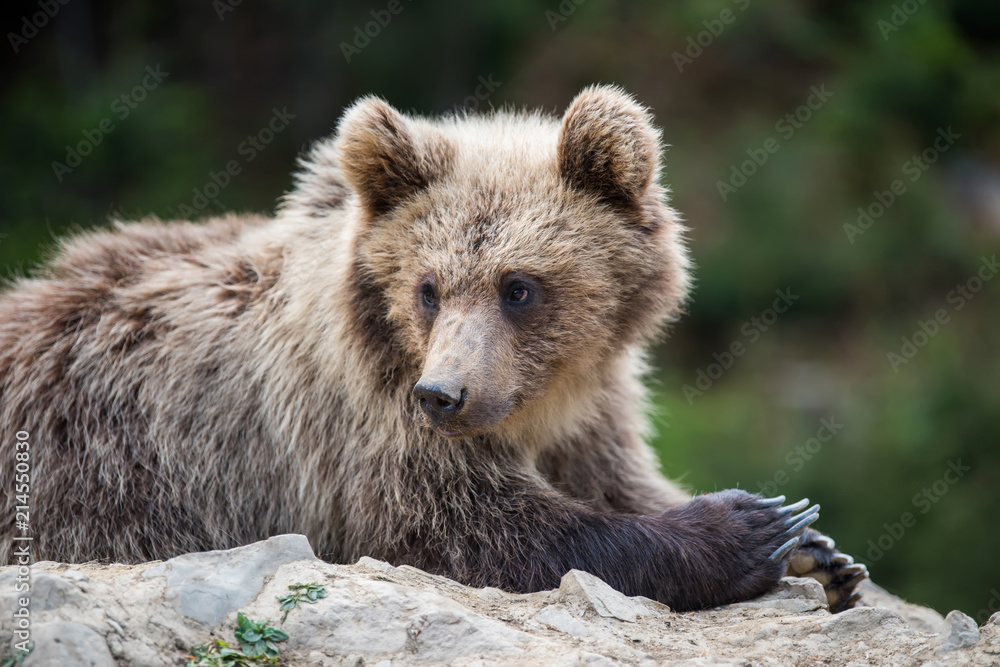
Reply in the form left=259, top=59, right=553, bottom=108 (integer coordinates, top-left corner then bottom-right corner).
left=787, top=528, right=869, bottom=612
left=373, top=468, right=820, bottom=612
left=536, top=433, right=867, bottom=612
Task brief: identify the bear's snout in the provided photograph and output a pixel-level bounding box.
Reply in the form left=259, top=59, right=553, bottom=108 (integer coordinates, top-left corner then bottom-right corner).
left=413, top=307, right=517, bottom=437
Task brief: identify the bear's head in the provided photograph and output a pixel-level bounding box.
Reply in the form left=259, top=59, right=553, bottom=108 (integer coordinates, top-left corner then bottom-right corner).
left=285, top=85, right=690, bottom=444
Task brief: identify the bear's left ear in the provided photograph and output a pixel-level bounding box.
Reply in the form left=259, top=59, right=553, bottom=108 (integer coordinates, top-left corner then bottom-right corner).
left=336, top=96, right=452, bottom=218
left=558, top=85, right=660, bottom=209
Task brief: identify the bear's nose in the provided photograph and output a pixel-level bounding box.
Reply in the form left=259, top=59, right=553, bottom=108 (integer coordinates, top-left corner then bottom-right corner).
left=413, top=382, right=466, bottom=419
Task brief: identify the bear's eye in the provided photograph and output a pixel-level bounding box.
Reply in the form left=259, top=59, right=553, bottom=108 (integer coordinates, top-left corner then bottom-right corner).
left=506, top=283, right=530, bottom=304
left=421, top=284, right=438, bottom=308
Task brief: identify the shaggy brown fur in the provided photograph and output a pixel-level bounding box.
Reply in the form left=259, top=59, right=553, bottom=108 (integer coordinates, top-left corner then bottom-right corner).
left=0, top=86, right=865, bottom=611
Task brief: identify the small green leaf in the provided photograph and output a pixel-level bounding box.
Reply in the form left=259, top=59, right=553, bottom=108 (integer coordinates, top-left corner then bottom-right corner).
left=241, top=629, right=262, bottom=642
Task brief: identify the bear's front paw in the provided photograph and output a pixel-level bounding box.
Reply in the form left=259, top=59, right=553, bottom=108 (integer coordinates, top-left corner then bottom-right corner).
left=787, top=528, right=868, bottom=613
left=674, top=490, right=821, bottom=606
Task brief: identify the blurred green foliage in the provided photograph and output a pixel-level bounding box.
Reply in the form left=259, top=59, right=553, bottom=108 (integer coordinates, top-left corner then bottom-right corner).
left=1, top=0, right=998, bottom=618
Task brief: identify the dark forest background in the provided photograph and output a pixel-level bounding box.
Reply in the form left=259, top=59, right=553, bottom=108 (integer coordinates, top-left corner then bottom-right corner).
left=2, top=0, right=999, bottom=619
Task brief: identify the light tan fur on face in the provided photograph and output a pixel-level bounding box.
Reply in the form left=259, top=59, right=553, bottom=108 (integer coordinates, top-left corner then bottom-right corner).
left=329, top=87, right=691, bottom=447
left=0, top=85, right=692, bottom=566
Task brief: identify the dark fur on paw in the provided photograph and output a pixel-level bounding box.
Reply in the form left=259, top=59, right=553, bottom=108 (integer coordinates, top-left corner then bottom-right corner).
left=787, top=527, right=868, bottom=613
left=666, top=491, right=821, bottom=607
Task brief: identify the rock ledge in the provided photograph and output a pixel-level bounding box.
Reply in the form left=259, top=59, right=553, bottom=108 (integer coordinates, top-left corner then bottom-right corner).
left=2, top=534, right=997, bottom=666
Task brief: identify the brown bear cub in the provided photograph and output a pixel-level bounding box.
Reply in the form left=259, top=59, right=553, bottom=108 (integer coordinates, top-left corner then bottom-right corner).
left=0, top=86, right=866, bottom=612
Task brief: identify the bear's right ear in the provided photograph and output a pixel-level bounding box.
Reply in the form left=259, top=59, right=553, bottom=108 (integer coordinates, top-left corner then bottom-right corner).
left=336, top=96, right=452, bottom=218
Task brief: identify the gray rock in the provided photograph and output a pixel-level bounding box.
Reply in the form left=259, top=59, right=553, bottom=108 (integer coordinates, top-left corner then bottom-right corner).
left=819, top=605, right=908, bottom=641
left=145, top=533, right=316, bottom=625
left=858, top=578, right=948, bottom=635
left=536, top=604, right=590, bottom=636
left=356, top=555, right=394, bottom=572
left=729, top=576, right=827, bottom=614
left=277, top=573, right=540, bottom=663
left=28, top=572, right=85, bottom=611
left=940, top=610, right=980, bottom=651
left=22, top=621, right=114, bottom=667
left=556, top=569, right=645, bottom=622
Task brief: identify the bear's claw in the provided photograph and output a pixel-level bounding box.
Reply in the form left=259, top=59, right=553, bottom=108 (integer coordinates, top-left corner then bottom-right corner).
left=842, top=564, right=869, bottom=588
left=788, top=527, right=869, bottom=613
left=831, top=550, right=854, bottom=565
left=769, top=536, right=801, bottom=562
left=756, top=495, right=786, bottom=507
left=776, top=497, right=810, bottom=516
left=765, top=497, right=820, bottom=561
left=784, top=504, right=821, bottom=537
